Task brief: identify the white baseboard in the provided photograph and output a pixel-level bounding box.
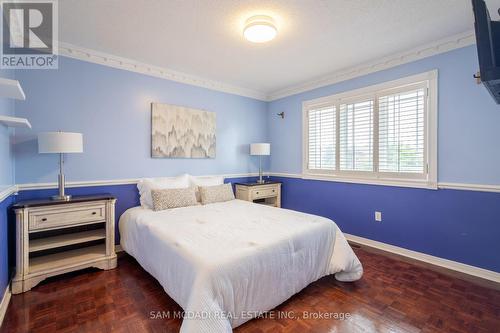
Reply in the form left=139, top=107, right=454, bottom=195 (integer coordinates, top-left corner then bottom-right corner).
left=115, top=244, right=123, bottom=253
left=0, top=285, right=11, bottom=328
left=345, top=233, right=500, bottom=284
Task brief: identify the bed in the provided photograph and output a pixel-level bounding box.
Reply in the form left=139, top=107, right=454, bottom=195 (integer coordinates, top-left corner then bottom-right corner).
left=119, top=199, right=363, bottom=332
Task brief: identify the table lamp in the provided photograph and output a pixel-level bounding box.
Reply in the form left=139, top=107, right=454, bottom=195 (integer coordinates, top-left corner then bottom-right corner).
left=250, top=143, right=270, bottom=184
left=38, top=132, right=83, bottom=201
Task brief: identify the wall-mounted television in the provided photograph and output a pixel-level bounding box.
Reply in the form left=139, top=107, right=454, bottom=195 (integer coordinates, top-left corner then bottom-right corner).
left=472, top=0, right=500, bottom=104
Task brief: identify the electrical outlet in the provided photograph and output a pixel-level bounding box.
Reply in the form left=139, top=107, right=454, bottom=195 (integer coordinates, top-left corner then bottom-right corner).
left=375, top=211, right=382, bottom=222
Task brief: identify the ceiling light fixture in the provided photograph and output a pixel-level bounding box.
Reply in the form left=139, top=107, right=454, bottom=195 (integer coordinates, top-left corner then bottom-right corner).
left=243, top=15, right=277, bottom=43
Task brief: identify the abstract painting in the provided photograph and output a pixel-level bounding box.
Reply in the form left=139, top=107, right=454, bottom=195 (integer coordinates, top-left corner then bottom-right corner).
left=151, top=103, right=216, bottom=158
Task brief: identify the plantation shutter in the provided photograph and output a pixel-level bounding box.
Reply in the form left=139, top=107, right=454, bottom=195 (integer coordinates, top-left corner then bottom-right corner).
left=378, top=87, right=425, bottom=174
left=308, top=105, right=336, bottom=170
left=339, top=100, right=374, bottom=171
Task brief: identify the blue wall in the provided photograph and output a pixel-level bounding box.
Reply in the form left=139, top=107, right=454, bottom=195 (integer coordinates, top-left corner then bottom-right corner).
left=13, top=56, right=269, bottom=184
left=268, top=46, right=500, bottom=184
left=266, top=45, right=500, bottom=273
left=0, top=44, right=498, bottom=296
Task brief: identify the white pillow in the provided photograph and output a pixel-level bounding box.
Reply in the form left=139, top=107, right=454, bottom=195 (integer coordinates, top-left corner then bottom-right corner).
left=137, top=174, right=190, bottom=209
left=189, top=175, right=224, bottom=202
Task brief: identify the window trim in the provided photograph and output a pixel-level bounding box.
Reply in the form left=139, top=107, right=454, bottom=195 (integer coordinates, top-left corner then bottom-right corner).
left=302, top=70, right=438, bottom=189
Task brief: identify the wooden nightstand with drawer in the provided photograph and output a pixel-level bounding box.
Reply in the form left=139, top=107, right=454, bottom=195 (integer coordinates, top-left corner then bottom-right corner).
left=235, top=182, right=281, bottom=208
left=11, top=195, right=117, bottom=294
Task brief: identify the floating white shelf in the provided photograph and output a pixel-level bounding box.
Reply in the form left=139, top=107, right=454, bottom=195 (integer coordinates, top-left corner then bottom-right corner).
left=0, top=77, right=25, bottom=100
left=0, top=115, right=31, bottom=128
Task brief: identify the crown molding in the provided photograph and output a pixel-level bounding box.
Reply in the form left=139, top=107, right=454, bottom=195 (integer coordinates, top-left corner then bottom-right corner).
left=58, top=42, right=269, bottom=101
left=267, top=30, right=475, bottom=101
left=60, top=31, right=474, bottom=103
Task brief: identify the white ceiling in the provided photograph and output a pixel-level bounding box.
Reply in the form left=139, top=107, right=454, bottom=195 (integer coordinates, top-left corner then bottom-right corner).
left=59, top=0, right=500, bottom=99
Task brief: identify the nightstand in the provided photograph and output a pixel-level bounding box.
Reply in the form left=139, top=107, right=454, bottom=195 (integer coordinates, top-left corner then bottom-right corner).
left=11, top=195, right=117, bottom=294
left=235, top=182, right=281, bottom=208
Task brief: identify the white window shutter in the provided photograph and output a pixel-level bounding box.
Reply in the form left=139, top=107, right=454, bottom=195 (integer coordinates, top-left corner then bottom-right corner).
left=378, top=88, right=425, bottom=173
left=339, top=100, right=374, bottom=171
left=308, top=106, right=336, bottom=170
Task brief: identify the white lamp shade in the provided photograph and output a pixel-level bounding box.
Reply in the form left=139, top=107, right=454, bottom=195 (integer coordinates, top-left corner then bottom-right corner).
left=250, top=143, right=270, bottom=156
left=38, top=132, right=83, bottom=153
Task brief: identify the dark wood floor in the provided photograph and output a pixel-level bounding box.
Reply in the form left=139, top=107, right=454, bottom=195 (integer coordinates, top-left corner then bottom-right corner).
left=2, top=248, right=499, bottom=333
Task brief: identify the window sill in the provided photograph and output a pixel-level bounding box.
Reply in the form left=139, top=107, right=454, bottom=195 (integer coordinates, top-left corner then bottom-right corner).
left=301, top=172, right=438, bottom=190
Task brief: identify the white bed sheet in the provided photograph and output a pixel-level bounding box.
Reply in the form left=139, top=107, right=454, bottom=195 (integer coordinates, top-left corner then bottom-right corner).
left=119, top=199, right=362, bottom=332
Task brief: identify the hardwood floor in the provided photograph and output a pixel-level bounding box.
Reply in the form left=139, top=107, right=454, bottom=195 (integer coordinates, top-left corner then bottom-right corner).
left=1, top=248, right=499, bottom=333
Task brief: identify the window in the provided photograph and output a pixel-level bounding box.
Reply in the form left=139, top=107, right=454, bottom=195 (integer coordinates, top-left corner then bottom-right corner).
left=303, top=71, right=437, bottom=188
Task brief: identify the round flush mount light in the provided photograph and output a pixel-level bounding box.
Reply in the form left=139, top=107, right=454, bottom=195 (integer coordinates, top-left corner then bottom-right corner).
left=243, top=15, right=277, bottom=43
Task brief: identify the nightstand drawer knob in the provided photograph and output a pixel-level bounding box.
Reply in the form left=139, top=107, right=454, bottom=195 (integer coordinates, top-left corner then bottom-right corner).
left=256, top=192, right=259, bottom=194
left=92, top=212, right=97, bottom=215
left=41, top=218, right=47, bottom=221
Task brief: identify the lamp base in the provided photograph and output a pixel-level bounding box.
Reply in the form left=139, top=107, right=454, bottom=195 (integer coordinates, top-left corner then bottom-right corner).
left=51, top=194, right=72, bottom=201
left=256, top=179, right=266, bottom=184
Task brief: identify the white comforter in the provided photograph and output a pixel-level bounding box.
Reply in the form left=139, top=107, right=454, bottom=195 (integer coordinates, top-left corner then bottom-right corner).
left=119, top=199, right=362, bottom=332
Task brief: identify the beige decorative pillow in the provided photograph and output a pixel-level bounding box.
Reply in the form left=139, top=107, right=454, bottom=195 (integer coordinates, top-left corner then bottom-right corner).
left=199, top=183, right=235, bottom=205
left=151, top=187, right=198, bottom=211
